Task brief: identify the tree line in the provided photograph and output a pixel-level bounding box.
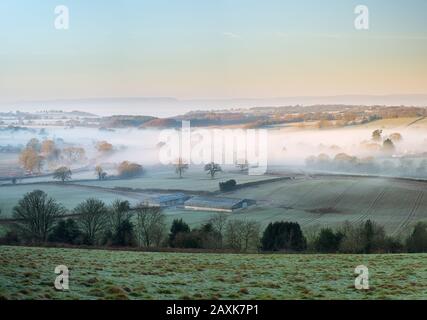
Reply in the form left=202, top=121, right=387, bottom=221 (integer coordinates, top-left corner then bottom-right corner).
left=1, top=189, right=427, bottom=254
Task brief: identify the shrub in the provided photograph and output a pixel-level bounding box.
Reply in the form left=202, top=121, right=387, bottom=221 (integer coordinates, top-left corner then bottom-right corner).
left=110, top=220, right=136, bottom=247
left=173, top=231, right=204, bottom=249
left=406, top=222, right=427, bottom=253
left=48, top=219, right=82, bottom=244
left=117, top=161, right=144, bottom=178
left=219, top=179, right=237, bottom=192
left=383, top=236, right=404, bottom=253
left=169, top=219, right=190, bottom=247
left=339, top=220, right=387, bottom=253
left=198, top=223, right=222, bottom=249
left=314, top=228, right=343, bottom=253
left=0, top=230, right=20, bottom=245
left=261, top=222, right=306, bottom=252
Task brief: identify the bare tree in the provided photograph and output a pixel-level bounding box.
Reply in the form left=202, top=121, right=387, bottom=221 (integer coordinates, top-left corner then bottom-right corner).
left=13, top=190, right=65, bottom=242
left=135, top=203, right=166, bottom=247
left=225, top=219, right=260, bottom=252
left=75, top=199, right=109, bottom=245
left=208, top=213, right=228, bottom=247
left=174, top=157, right=189, bottom=178
left=107, top=200, right=131, bottom=233
left=204, top=162, right=222, bottom=179
left=95, top=165, right=107, bottom=180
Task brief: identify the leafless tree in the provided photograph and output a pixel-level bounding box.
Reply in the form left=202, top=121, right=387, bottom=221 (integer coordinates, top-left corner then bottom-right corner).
left=135, top=203, right=166, bottom=247
left=225, top=219, right=260, bottom=252
left=204, top=162, right=222, bottom=179
left=106, top=200, right=131, bottom=234
left=13, top=190, right=65, bottom=242
left=208, top=213, right=228, bottom=247
left=174, top=157, right=189, bottom=178
left=75, top=199, right=109, bottom=245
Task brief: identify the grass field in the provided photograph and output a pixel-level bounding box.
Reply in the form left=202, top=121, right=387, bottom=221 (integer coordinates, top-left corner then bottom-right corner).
left=0, top=246, right=426, bottom=300
left=0, top=170, right=97, bottom=185
left=2, top=175, right=427, bottom=236
left=0, top=153, right=22, bottom=178
left=77, top=170, right=277, bottom=192
left=0, top=184, right=146, bottom=217
left=220, top=176, right=427, bottom=235
left=353, top=117, right=425, bottom=129
left=164, top=176, right=427, bottom=235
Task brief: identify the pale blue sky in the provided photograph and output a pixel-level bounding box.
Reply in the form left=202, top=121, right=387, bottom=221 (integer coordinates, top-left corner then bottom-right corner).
left=1, top=0, right=427, bottom=102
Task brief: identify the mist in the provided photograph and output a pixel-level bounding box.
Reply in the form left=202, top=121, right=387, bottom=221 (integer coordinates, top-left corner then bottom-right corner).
left=2, top=124, right=427, bottom=178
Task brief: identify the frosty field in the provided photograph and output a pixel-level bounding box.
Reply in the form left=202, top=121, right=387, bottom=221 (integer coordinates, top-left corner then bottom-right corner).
left=0, top=246, right=426, bottom=300
left=76, top=170, right=278, bottom=192
left=0, top=184, right=144, bottom=217
left=2, top=174, right=427, bottom=236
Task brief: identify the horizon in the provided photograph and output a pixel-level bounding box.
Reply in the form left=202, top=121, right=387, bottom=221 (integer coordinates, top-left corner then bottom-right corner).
left=2, top=93, right=427, bottom=117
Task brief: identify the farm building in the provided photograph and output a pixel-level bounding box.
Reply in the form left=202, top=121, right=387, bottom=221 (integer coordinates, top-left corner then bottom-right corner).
left=149, top=193, right=190, bottom=207
left=184, top=196, right=256, bottom=213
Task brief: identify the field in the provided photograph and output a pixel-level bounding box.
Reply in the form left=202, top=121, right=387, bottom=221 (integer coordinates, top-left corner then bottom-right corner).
left=77, top=170, right=278, bottom=192
left=165, top=176, right=427, bottom=235
left=0, top=246, right=426, bottom=300
left=2, top=174, right=427, bottom=236
left=0, top=153, right=22, bottom=178
left=0, top=184, right=146, bottom=217
left=353, top=117, right=427, bottom=129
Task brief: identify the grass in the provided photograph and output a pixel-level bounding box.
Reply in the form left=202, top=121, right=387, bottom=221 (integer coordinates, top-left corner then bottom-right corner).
left=164, top=176, right=427, bottom=235
left=220, top=176, right=427, bottom=235
left=0, top=246, right=426, bottom=300
left=353, top=117, right=427, bottom=130
left=0, top=184, right=143, bottom=217
left=0, top=225, right=7, bottom=237
left=77, top=170, right=277, bottom=192
left=0, top=153, right=22, bottom=178
left=2, top=175, right=427, bottom=236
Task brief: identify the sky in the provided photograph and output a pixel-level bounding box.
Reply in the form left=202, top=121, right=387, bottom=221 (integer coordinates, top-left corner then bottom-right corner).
left=1, top=0, right=427, bottom=104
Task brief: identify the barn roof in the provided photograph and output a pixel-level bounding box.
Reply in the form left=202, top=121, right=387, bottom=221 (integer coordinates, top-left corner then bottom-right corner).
left=151, top=193, right=189, bottom=203
left=184, top=196, right=246, bottom=209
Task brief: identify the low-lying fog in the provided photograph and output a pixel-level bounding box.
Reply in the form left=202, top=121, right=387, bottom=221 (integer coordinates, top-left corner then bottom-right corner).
left=2, top=125, right=427, bottom=177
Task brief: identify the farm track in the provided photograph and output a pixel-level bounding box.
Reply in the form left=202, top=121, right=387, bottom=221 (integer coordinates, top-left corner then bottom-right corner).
left=299, top=182, right=357, bottom=227
left=329, top=181, right=358, bottom=208
left=352, top=188, right=387, bottom=224
left=392, top=191, right=424, bottom=237
left=284, top=179, right=320, bottom=208
left=407, top=116, right=426, bottom=127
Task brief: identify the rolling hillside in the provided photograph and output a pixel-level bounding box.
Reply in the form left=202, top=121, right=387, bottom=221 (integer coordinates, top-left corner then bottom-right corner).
left=1, top=246, right=426, bottom=300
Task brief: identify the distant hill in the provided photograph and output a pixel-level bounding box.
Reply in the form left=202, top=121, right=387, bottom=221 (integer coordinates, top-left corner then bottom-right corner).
left=140, top=118, right=180, bottom=129
left=100, top=115, right=156, bottom=128
left=3, top=94, right=427, bottom=117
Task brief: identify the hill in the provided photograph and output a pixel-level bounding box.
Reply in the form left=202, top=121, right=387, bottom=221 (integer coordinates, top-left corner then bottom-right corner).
left=1, top=246, right=426, bottom=300
left=140, top=118, right=180, bottom=128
